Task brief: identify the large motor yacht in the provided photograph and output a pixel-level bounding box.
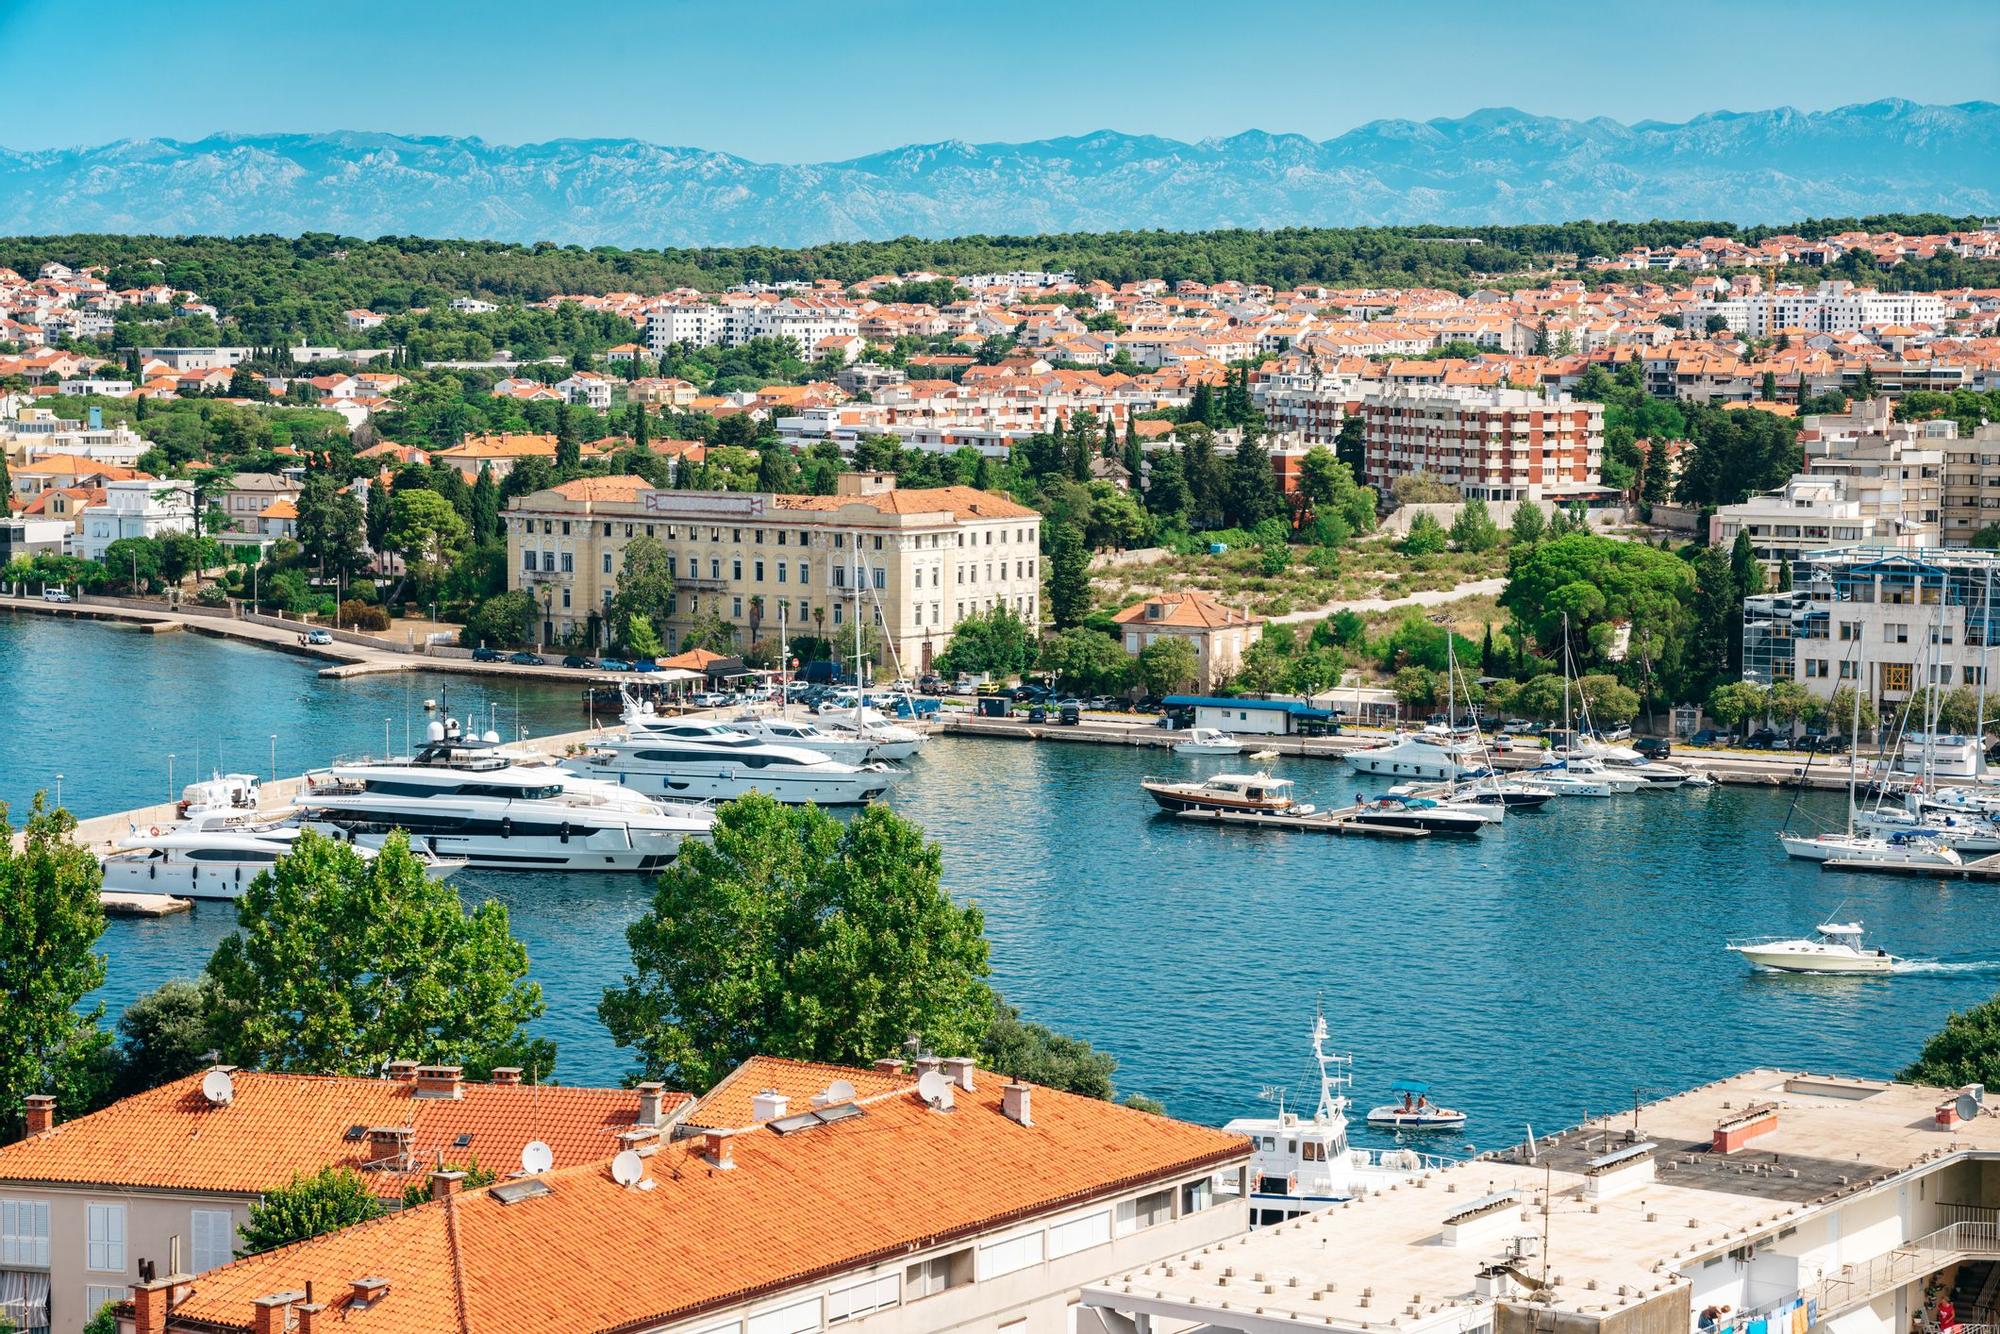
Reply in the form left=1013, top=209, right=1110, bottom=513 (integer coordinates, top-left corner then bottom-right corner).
left=297, top=719, right=711, bottom=872
left=1342, top=728, right=1474, bottom=782
left=1224, top=1013, right=1453, bottom=1227
left=811, top=704, right=929, bottom=761
left=566, top=719, right=903, bottom=805
left=99, top=819, right=464, bottom=900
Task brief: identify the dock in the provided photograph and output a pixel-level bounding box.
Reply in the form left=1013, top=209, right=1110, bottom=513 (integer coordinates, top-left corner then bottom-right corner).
left=1822, top=852, right=2000, bottom=880
left=101, top=891, right=193, bottom=917
left=1166, top=807, right=1430, bottom=838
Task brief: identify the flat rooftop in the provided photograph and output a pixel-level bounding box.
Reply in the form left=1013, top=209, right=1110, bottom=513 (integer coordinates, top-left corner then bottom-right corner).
left=1090, top=1070, right=1998, bottom=1334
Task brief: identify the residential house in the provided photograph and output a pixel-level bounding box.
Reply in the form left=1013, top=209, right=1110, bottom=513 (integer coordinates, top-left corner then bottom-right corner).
left=77, top=479, right=194, bottom=561
left=215, top=474, right=304, bottom=536
left=1111, top=590, right=1263, bottom=689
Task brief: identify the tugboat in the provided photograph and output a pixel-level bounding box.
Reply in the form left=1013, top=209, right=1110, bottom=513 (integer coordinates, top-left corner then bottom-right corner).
left=1365, top=1080, right=1470, bottom=1131
left=1224, top=1012, right=1454, bottom=1226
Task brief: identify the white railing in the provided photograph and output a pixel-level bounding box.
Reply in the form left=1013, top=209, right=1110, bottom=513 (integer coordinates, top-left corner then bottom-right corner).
left=1811, top=1221, right=2000, bottom=1316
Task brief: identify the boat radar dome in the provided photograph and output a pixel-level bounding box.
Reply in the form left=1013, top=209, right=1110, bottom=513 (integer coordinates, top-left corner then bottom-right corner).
left=482, top=730, right=501, bottom=744
left=426, top=721, right=447, bottom=742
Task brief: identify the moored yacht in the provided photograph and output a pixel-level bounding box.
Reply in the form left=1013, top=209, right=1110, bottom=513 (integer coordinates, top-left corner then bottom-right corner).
left=298, top=719, right=711, bottom=871
left=1342, top=728, right=1474, bottom=781
left=717, top=710, right=882, bottom=765
left=1346, top=794, right=1488, bottom=836
left=568, top=719, right=903, bottom=805
left=1776, top=828, right=1963, bottom=868
left=813, top=707, right=929, bottom=761
left=1173, top=727, right=1243, bottom=756
left=1141, top=771, right=1306, bottom=815
left=99, top=823, right=464, bottom=900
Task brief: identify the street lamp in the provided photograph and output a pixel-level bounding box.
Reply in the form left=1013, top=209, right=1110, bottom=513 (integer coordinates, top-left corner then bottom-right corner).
left=269, top=734, right=277, bottom=783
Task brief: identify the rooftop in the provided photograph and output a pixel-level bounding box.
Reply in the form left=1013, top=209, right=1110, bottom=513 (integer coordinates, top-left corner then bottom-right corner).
left=1115, top=589, right=1262, bottom=629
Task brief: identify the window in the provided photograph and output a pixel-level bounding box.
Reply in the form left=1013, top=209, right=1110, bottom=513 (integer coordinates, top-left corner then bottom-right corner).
left=710, top=558, right=720, bottom=580
left=1115, top=1188, right=1173, bottom=1236
left=86, top=1203, right=125, bottom=1272
left=560, top=552, right=573, bottom=573
left=1, top=1198, right=50, bottom=1266
left=733, top=597, right=743, bottom=617
left=746, top=1295, right=821, bottom=1334
left=191, top=1209, right=234, bottom=1273
left=733, top=559, right=743, bottom=580
left=1885, top=623, right=1909, bottom=644
left=562, top=588, right=571, bottom=609
left=777, top=563, right=787, bottom=583
left=1838, top=621, right=1859, bottom=641
left=561, top=521, right=570, bottom=536
left=1181, top=1178, right=1216, bottom=1214
left=799, top=562, right=810, bottom=585
left=603, top=553, right=612, bottom=574
left=541, top=552, right=555, bottom=573
left=978, top=1230, right=1044, bottom=1280
left=755, top=560, right=765, bottom=582
left=872, top=569, right=885, bottom=591
left=87, top=1284, right=124, bottom=1318
left=904, top=1250, right=971, bottom=1299
left=827, top=1273, right=899, bottom=1324
left=521, top=550, right=536, bottom=570
left=1048, top=1210, right=1111, bottom=1259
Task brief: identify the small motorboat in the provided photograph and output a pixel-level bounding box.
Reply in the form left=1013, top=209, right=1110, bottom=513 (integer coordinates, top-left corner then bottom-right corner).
left=1141, top=772, right=1310, bottom=816
left=1174, top=727, right=1244, bottom=757
left=1366, top=1081, right=1469, bottom=1131
left=1727, top=921, right=1903, bottom=975
left=1347, top=794, right=1487, bottom=836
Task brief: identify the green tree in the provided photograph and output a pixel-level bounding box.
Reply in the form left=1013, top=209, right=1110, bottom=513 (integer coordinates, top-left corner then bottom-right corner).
left=109, top=977, right=223, bottom=1099
left=1142, top=448, right=1192, bottom=529
left=1045, top=521, right=1091, bottom=630
left=1226, top=431, right=1282, bottom=528
left=462, top=590, right=534, bottom=650
left=399, top=1158, right=496, bottom=1210
left=1136, top=636, right=1199, bottom=698
left=555, top=406, right=582, bottom=470
left=1448, top=498, right=1502, bottom=552
left=1037, top=627, right=1133, bottom=695
left=237, top=1167, right=385, bottom=1256
left=1500, top=533, right=1694, bottom=671
left=625, top=613, right=664, bottom=659
left=1400, top=512, right=1448, bottom=556
left=1706, top=681, right=1771, bottom=734
left=1509, top=502, right=1546, bottom=545
left=607, top=535, right=676, bottom=645
left=1392, top=666, right=1439, bottom=708
left=1904, top=994, right=2000, bottom=1092
left=600, top=796, right=995, bottom=1091
left=0, top=796, right=113, bottom=1137
left=102, top=536, right=164, bottom=593
left=934, top=607, right=1038, bottom=678
left=469, top=466, right=501, bottom=545
left=295, top=473, right=366, bottom=582
left=981, top=1002, right=1114, bottom=1099
left=205, top=830, right=551, bottom=1077
left=386, top=489, right=469, bottom=602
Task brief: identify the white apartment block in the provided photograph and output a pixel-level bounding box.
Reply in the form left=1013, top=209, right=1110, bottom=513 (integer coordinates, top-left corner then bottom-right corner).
left=1361, top=385, right=1604, bottom=501
left=1691, top=281, right=1951, bottom=337
left=645, top=302, right=729, bottom=352
left=77, top=479, right=194, bottom=561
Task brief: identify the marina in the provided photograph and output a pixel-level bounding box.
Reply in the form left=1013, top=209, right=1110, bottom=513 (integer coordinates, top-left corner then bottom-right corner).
left=9, top=614, right=2000, bottom=1148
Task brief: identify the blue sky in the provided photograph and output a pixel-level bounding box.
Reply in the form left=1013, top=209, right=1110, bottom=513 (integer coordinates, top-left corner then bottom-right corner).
left=2, top=0, right=1995, bottom=160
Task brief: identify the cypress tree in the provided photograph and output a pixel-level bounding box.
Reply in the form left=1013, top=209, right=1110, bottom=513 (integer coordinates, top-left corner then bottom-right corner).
left=555, top=407, right=581, bottom=472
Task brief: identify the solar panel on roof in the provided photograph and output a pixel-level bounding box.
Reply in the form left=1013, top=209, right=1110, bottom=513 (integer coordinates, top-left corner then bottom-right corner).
left=491, top=1179, right=552, bottom=1205
left=768, top=1112, right=823, bottom=1135
left=815, top=1103, right=864, bottom=1125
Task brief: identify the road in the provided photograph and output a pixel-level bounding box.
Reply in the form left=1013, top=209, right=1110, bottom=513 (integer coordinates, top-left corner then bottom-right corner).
left=1266, top=576, right=1508, bottom=625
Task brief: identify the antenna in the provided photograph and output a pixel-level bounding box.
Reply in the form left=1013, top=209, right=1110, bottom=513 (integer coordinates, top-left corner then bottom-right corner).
left=609, top=1150, right=645, bottom=1187
left=916, top=1069, right=949, bottom=1105
left=824, top=1079, right=857, bottom=1105
left=520, top=1140, right=553, bottom=1174
left=200, top=1069, right=235, bottom=1106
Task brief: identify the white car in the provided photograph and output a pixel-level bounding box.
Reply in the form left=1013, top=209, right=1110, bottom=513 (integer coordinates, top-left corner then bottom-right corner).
left=41, top=588, right=72, bottom=603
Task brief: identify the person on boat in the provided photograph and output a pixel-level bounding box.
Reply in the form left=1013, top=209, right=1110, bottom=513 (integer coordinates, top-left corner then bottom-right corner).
left=1399, top=1091, right=1414, bottom=1113
left=1417, top=1094, right=1430, bottom=1113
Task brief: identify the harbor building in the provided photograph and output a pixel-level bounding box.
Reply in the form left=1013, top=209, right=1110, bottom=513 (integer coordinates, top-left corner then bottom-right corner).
left=1085, top=1068, right=2000, bottom=1334
left=117, top=1056, right=1249, bottom=1334
left=1742, top=546, right=2000, bottom=711
left=0, top=1066, right=687, bottom=1334
left=505, top=473, right=1041, bottom=673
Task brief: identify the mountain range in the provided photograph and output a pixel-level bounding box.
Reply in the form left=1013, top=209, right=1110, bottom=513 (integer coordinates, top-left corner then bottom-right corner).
left=1, top=101, right=1994, bottom=248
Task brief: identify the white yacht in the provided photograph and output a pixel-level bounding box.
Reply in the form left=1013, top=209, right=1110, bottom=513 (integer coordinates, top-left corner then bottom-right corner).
left=1365, top=1081, right=1470, bottom=1131
left=1173, top=727, right=1243, bottom=756
left=1224, top=1014, right=1452, bottom=1227
left=717, top=709, right=882, bottom=765
left=568, top=719, right=903, bottom=805
left=1518, top=760, right=1613, bottom=798
left=1776, top=828, right=1963, bottom=868
left=1342, top=729, right=1474, bottom=781
left=1346, top=794, right=1488, bottom=836
left=813, top=706, right=928, bottom=762
left=99, top=822, right=464, bottom=900
left=1727, top=922, right=1903, bottom=975
left=297, top=720, right=712, bottom=872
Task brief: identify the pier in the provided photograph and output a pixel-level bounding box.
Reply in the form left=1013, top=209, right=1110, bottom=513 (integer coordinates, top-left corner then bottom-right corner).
left=1166, top=806, right=1430, bottom=837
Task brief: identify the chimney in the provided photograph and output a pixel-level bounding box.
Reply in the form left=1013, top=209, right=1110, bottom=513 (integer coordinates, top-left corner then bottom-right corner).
left=23, top=1095, right=55, bottom=1135
left=703, top=1130, right=735, bottom=1170
left=1002, top=1082, right=1033, bottom=1127
left=751, top=1089, right=789, bottom=1124
left=636, top=1081, right=666, bottom=1128
left=132, top=1275, right=186, bottom=1334
left=913, top=1056, right=943, bottom=1081
left=413, top=1065, right=463, bottom=1100
left=384, top=1060, right=419, bottom=1083
left=250, top=1291, right=304, bottom=1334
left=489, top=1067, right=522, bottom=1087
left=943, top=1057, right=976, bottom=1092
left=349, top=1278, right=390, bottom=1309
left=872, top=1057, right=904, bottom=1075
left=365, top=1126, right=413, bottom=1168
left=296, top=1304, right=325, bottom=1334
left=430, top=1170, right=465, bottom=1202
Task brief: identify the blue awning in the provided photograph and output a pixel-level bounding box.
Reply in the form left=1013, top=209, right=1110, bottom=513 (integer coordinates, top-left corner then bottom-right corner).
left=1389, top=1080, right=1431, bottom=1093
left=1163, top=695, right=1334, bottom=720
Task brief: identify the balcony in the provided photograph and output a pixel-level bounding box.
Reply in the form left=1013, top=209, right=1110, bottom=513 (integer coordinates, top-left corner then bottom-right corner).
left=521, top=567, right=561, bottom=584
left=675, top=574, right=727, bottom=592
left=1810, top=1217, right=2000, bottom=1317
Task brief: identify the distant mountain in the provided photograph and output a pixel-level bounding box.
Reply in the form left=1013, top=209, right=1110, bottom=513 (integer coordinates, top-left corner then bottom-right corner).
left=1, top=101, right=1994, bottom=247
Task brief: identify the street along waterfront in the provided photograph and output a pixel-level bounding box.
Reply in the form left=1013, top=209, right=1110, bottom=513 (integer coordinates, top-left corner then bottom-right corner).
left=9, top=615, right=2000, bottom=1147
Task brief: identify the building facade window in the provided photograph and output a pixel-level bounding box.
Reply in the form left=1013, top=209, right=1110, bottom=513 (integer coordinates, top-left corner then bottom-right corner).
left=85, top=1203, right=124, bottom=1272
left=0, top=1198, right=50, bottom=1266
left=190, top=1209, right=234, bottom=1274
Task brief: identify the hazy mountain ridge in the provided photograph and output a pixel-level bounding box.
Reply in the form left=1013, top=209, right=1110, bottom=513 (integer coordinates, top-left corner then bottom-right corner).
left=1, top=100, right=1993, bottom=247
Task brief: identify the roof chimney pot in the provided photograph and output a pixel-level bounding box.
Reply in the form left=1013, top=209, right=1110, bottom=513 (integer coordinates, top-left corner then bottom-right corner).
left=703, top=1130, right=736, bottom=1170
left=1003, top=1082, right=1034, bottom=1127
left=752, top=1089, right=789, bottom=1124
left=384, top=1060, right=419, bottom=1083
left=131, top=1274, right=189, bottom=1334
left=944, top=1057, right=976, bottom=1091
left=430, top=1170, right=465, bottom=1202
left=872, top=1057, right=905, bottom=1075
left=488, top=1067, right=522, bottom=1086
left=22, top=1094, right=54, bottom=1136
left=413, top=1065, right=463, bottom=1100
left=913, top=1056, right=943, bottom=1080
left=636, top=1081, right=666, bottom=1127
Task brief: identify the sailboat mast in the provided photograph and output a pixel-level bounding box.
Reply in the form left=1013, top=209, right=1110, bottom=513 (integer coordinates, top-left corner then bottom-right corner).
left=1847, top=681, right=1860, bottom=837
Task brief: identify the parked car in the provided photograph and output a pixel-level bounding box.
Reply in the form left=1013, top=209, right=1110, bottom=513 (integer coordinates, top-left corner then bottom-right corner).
left=1744, top=728, right=1783, bottom=750
left=305, top=629, right=334, bottom=645
left=41, top=588, right=72, bottom=603
left=508, top=651, right=546, bottom=666
left=471, top=646, right=502, bottom=662
left=631, top=660, right=660, bottom=673
left=918, top=675, right=944, bottom=696
left=1088, top=695, right=1119, bottom=710
left=1027, top=704, right=1048, bottom=723
left=1633, top=737, right=1673, bottom=759
left=691, top=691, right=730, bottom=707
left=597, top=657, right=634, bottom=672
left=1056, top=699, right=1082, bottom=725
left=1687, top=728, right=1724, bottom=747
left=562, top=654, right=592, bottom=668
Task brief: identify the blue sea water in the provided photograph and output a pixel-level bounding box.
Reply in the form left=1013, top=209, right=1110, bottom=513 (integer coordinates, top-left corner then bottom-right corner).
left=7, top=612, right=2000, bottom=1147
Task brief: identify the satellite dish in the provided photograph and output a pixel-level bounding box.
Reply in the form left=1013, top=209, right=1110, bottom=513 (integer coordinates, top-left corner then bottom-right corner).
left=609, top=1150, right=645, bottom=1187
left=520, top=1140, right=553, bottom=1174
left=824, top=1079, right=857, bottom=1105
left=916, top=1070, right=949, bottom=1105
left=200, top=1069, right=234, bottom=1106
left=1957, top=1093, right=1982, bottom=1123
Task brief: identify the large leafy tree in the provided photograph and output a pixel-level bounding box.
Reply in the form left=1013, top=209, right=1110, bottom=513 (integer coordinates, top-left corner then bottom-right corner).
left=237, top=1167, right=385, bottom=1256
left=1500, top=532, right=1695, bottom=671
left=108, top=977, right=223, bottom=1099
left=1905, top=994, right=2000, bottom=1093
left=205, top=830, right=551, bottom=1077
left=608, top=535, right=676, bottom=643
left=600, top=795, right=995, bottom=1091
left=385, top=488, right=469, bottom=602
left=295, top=472, right=367, bottom=581
left=1045, top=521, right=1091, bottom=630
left=934, top=606, right=1037, bottom=678
left=1136, top=636, right=1200, bottom=698
left=0, top=797, right=113, bottom=1136
left=1037, top=627, right=1133, bottom=695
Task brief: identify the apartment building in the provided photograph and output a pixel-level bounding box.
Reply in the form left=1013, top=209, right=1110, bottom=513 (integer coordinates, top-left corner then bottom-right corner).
left=644, top=300, right=860, bottom=359
left=1741, top=546, right=2000, bottom=710
left=1690, top=281, right=1952, bottom=337
left=506, top=472, right=1041, bottom=672
left=1088, top=1068, right=2000, bottom=1334
left=1112, top=590, right=1264, bottom=690
left=121, top=1055, right=1249, bottom=1334
left=76, top=479, right=194, bottom=561
left=1360, top=385, right=1603, bottom=501
left=214, top=473, right=303, bottom=536
left=0, top=1066, right=686, bottom=1334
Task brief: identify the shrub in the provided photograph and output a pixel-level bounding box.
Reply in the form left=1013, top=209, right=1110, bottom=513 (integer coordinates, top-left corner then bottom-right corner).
left=193, top=583, right=230, bottom=607
left=338, top=599, right=390, bottom=631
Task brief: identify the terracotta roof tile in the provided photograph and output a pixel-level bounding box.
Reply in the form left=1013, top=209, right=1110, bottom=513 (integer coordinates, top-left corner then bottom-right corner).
left=774, top=484, right=1037, bottom=522
left=1111, top=589, right=1259, bottom=629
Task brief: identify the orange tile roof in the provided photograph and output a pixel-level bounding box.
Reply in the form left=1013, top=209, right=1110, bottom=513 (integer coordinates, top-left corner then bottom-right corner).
left=774, top=484, right=1037, bottom=522
left=259, top=499, right=299, bottom=520
left=682, top=1056, right=908, bottom=1129
left=549, top=474, right=652, bottom=503
left=0, top=1070, right=681, bottom=1200
left=1112, top=589, right=1259, bottom=629
left=160, top=1058, right=1247, bottom=1334
left=434, top=433, right=560, bottom=460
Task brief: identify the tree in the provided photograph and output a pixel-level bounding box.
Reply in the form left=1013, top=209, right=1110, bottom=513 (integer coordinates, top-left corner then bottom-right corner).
left=1045, top=521, right=1090, bottom=630
left=625, top=613, right=664, bottom=659
left=1391, top=471, right=1458, bottom=505
left=1500, top=533, right=1695, bottom=672
left=204, top=830, right=551, bottom=1077
left=1509, top=502, right=1546, bottom=545
left=1136, top=636, right=1199, bottom=698
left=1334, top=415, right=1366, bottom=478
left=981, top=1002, right=1114, bottom=1099
left=102, top=536, right=163, bottom=593
left=1449, top=498, right=1502, bottom=552
left=608, top=535, right=676, bottom=646
left=1401, top=513, right=1448, bottom=556
left=237, top=1167, right=385, bottom=1256
left=469, top=466, right=501, bottom=545
left=295, top=473, right=366, bottom=582
left=400, top=1158, right=496, bottom=1210
left=1392, top=666, right=1439, bottom=708
left=600, top=796, right=995, bottom=1091
left=462, top=590, right=534, bottom=649
left=0, top=796, right=112, bottom=1137
left=1038, top=627, right=1133, bottom=695
left=365, top=480, right=393, bottom=553
left=1706, top=681, right=1771, bottom=734
left=1142, top=449, right=1192, bottom=529
left=555, top=406, right=581, bottom=471
left=386, top=489, right=469, bottom=601
left=1904, top=993, right=2000, bottom=1092
left=109, top=977, right=223, bottom=1099
left=1226, top=431, right=1282, bottom=528
left=1730, top=530, right=1764, bottom=600
left=934, top=607, right=1037, bottom=678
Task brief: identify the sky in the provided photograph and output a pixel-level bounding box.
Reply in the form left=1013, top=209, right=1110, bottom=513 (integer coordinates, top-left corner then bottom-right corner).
left=2, top=0, right=1996, bottom=161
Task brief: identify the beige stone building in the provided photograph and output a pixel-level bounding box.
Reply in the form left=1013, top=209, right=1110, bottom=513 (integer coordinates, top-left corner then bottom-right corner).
left=506, top=473, right=1042, bottom=672
left=1111, top=590, right=1263, bottom=690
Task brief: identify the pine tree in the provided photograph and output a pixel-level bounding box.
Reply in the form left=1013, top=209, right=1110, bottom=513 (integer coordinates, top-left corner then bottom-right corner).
left=1187, top=382, right=1214, bottom=425
left=1122, top=421, right=1144, bottom=489
left=1046, top=522, right=1091, bottom=630
left=1102, top=415, right=1118, bottom=459
left=1777, top=556, right=1793, bottom=593
left=1480, top=624, right=1496, bottom=676
left=471, top=466, right=500, bottom=545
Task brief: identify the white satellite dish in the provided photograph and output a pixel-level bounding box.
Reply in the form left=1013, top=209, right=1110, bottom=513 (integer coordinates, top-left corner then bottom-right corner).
left=610, top=1149, right=646, bottom=1186
left=200, top=1069, right=234, bottom=1106
left=520, top=1140, right=554, bottom=1174
left=1957, top=1092, right=1982, bottom=1123
left=824, top=1079, right=857, bottom=1105
left=916, top=1069, right=949, bottom=1105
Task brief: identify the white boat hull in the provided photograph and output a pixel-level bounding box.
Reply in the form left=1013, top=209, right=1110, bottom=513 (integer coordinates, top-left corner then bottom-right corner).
left=1365, top=1108, right=1468, bottom=1130
left=568, top=758, right=901, bottom=806
left=100, top=857, right=262, bottom=900
left=323, top=823, right=687, bottom=873
left=1729, top=945, right=1896, bottom=975
left=1344, top=751, right=1465, bottom=781
left=1777, top=832, right=1961, bottom=867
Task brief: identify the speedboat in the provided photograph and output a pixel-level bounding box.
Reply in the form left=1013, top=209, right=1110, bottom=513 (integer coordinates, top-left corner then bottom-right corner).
left=1776, top=828, right=1963, bottom=868
left=1173, top=727, right=1243, bottom=756
left=1727, top=921, right=1903, bottom=975
left=1521, top=759, right=1616, bottom=797
left=1141, top=772, right=1308, bottom=815
left=1365, top=1081, right=1469, bottom=1131
left=298, top=717, right=712, bottom=872
left=568, top=719, right=904, bottom=805
left=1453, top=774, right=1556, bottom=810
left=1347, top=794, right=1486, bottom=836
left=1224, top=1012, right=1454, bottom=1227
left=1544, top=754, right=1647, bottom=793
left=99, top=823, right=464, bottom=900
left=1343, top=728, right=1474, bottom=782
left=1384, top=782, right=1505, bottom=822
